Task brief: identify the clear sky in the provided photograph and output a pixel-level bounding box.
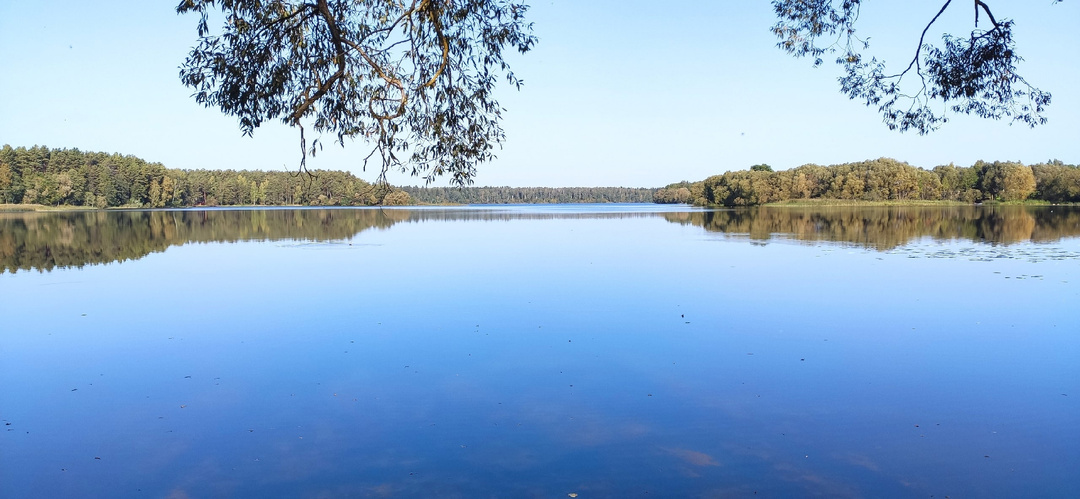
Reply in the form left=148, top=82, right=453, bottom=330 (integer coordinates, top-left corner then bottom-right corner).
left=1, top=0, right=1077, bottom=187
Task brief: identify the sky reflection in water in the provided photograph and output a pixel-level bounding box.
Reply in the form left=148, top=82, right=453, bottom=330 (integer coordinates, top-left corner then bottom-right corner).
left=1, top=205, right=1078, bottom=498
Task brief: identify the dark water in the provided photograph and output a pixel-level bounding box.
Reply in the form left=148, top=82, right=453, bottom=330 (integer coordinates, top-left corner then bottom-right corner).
left=2, top=205, right=1078, bottom=498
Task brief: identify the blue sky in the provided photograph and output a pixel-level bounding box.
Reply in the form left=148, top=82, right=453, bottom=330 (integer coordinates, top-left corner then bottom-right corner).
left=1, top=1, right=1077, bottom=187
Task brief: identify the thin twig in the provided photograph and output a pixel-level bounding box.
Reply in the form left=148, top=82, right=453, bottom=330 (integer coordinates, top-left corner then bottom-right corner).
left=882, top=0, right=953, bottom=80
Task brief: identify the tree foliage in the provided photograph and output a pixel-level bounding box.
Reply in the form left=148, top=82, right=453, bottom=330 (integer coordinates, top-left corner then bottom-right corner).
left=772, top=0, right=1058, bottom=133
left=653, top=182, right=694, bottom=204
left=0, top=145, right=410, bottom=208
left=681, top=158, right=1077, bottom=206
left=177, top=0, right=535, bottom=186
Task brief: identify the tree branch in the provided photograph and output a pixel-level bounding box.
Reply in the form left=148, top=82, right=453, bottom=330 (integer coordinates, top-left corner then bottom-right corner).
left=975, top=0, right=999, bottom=28
left=289, top=0, right=348, bottom=125
left=882, top=0, right=952, bottom=80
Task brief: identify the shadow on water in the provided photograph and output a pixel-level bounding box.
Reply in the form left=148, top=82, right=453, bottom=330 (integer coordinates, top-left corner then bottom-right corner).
left=3, top=205, right=1080, bottom=272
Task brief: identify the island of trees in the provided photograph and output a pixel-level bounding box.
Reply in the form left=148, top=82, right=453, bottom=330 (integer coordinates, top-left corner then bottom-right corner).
left=654, top=158, right=1080, bottom=206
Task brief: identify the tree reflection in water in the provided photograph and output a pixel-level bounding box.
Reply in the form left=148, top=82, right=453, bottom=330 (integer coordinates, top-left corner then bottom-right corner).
left=3, top=205, right=1079, bottom=273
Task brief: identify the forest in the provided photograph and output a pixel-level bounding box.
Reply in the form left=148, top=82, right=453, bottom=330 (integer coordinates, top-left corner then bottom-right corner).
left=0, top=145, right=411, bottom=208
left=654, top=158, right=1080, bottom=206
left=0, top=145, right=656, bottom=207
left=401, top=186, right=655, bottom=204
left=6, top=147, right=1079, bottom=210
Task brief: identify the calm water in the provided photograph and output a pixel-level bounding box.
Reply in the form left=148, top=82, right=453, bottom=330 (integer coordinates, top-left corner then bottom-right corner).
left=1, top=205, right=1078, bottom=498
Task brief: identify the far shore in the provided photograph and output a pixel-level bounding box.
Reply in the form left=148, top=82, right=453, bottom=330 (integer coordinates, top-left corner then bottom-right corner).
left=4, top=200, right=1077, bottom=213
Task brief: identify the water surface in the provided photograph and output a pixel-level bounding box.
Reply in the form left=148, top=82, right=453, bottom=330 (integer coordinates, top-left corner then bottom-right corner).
left=2, top=205, right=1077, bottom=497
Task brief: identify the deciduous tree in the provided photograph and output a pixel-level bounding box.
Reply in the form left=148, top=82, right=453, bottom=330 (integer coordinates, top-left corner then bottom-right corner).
left=177, top=0, right=535, bottom=187
left=772, top=0, right=1061, bottom=133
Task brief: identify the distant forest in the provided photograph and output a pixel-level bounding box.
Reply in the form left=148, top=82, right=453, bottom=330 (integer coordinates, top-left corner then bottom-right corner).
left=401, top=186, right=655, bottom=204
left=0, top=145, right=410, bottom=208
left=7, top=147, right=1078, bottom=209
left=0, top=145, right=655, bottom=207
left=655, top=158, right=1080, bottom=206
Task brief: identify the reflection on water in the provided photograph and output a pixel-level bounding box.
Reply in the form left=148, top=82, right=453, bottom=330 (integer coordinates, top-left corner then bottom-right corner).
left=0, top=209, right=409, bottom=273
left=665, top=205, right=1080, bottom=249
left=2, top=204, right=1078, bottom=498
left=4, top=205, right=1080, bottom=272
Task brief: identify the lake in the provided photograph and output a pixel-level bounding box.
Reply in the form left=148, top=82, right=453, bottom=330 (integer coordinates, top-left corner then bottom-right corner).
left=2, top=205, right=1078, bottom=498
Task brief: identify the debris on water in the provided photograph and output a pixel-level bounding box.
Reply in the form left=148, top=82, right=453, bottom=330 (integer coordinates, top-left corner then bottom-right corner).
left=569, top=494, right=578, bottom=498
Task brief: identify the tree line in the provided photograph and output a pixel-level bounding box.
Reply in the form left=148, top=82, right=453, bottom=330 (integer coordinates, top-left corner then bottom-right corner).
left=0, top=145, right=411, bottom=208
left=654, top=158, right=1080, bottom=206
left=401, top=186, right=656, bottom=204
left=0, top=145, right=659, bottom=208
